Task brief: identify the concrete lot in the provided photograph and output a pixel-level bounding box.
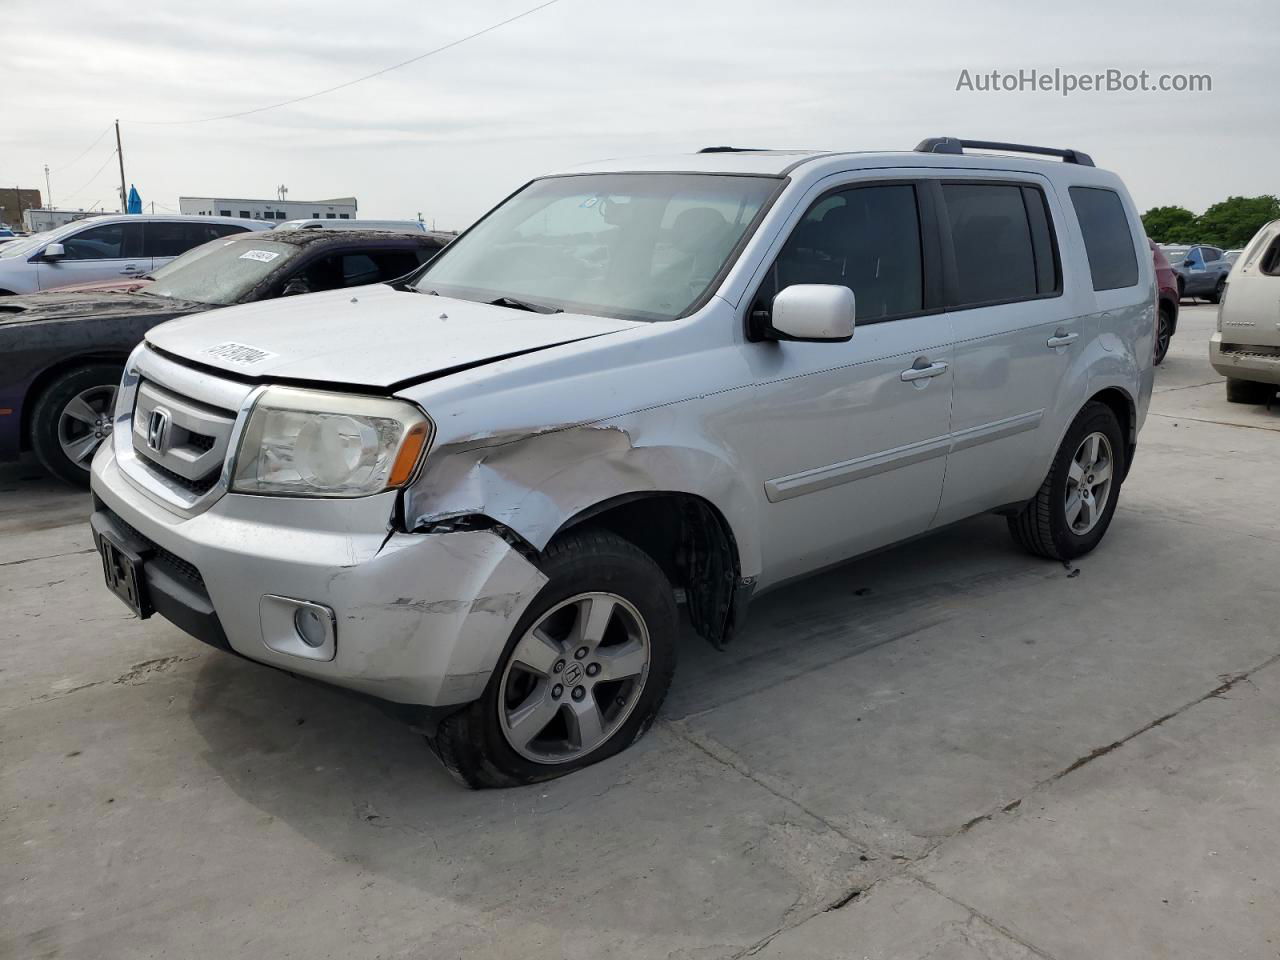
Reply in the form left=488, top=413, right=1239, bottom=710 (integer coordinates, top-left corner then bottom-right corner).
left=3, top=302, right=1278, bottom=959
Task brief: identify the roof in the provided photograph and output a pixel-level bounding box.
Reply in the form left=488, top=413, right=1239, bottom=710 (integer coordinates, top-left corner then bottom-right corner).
left=178, top=195, right=357, bottom=205
left=222, top=228, right=449, bottom=249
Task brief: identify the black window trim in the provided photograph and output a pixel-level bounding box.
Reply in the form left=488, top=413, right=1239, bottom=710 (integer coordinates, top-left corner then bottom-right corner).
left=745, top=177, right=944, bottom=340
left=934, top=177, right=1064, bottom=314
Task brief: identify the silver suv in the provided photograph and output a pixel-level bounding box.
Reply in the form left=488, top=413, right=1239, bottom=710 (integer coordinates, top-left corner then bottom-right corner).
left=90, top=139, right=1155, bottom=787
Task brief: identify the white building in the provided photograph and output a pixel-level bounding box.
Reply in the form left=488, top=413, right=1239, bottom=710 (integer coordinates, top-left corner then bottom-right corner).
left=22, top=208, right=110, bottom=232
left=178, top=195, right=358, bottom=223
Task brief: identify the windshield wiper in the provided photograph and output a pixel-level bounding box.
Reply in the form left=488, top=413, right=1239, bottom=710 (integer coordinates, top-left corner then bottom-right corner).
left=489, top=295, right=563, bottom=315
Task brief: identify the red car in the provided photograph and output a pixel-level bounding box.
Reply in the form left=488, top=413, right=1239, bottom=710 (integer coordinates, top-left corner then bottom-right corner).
left=1150, top=239, right=1179, bottom=365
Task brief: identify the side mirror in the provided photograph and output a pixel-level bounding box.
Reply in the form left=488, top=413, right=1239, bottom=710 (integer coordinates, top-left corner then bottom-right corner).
left=41, top=242, right=66, bottom=260
left=766, top=284, right=855, bottom=342
left=1183, top=258, right=1195, bottom=267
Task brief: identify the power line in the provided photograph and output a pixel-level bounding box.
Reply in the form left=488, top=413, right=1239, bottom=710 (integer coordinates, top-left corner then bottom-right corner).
left=126, top=0, right=565, bottom=126
left=50, top=126, right=112, bottom=173
left=59, top=148, right=119, bottom=203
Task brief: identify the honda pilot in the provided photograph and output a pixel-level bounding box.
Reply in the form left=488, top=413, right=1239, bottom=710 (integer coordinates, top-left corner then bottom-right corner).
left=90, top=139, right=1155, bottom=787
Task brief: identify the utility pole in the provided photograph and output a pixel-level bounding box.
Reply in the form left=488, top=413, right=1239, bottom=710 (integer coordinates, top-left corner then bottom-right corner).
left=44, top=164, right=52, bottom=210
left=115, top=119, right=127, bottom=213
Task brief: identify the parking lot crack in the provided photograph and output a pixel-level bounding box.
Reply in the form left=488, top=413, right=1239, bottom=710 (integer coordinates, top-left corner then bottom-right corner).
left=0, top=547, right=96, bottom=568
left=664, top=720, right=867, bottom=850
left=910, top=875, right=1064, bottom=960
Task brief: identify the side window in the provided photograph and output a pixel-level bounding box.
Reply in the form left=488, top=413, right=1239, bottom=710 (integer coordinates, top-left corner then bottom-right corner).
left=942, top=183, right=1048, bottom=306
left=1260, top=237, right=1280, bottom=276
left=60, top=222, right=144, bottom=260
left=755, top=183, right=923, bottom=323
left=144, top=222, right=191, bottom=258
left=1069, top=187, right=1139, bottom=290
left=1203, top=247, right=1221, bottom=262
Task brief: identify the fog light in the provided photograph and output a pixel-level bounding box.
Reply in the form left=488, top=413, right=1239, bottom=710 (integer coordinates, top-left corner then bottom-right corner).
left=294, top=606, right=330, bottom=647
left=260, top=595, right=336, bottom=661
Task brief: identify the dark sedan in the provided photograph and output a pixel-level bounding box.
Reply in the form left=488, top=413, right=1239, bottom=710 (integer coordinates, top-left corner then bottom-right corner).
left=0, top=228, right=449, bottom=485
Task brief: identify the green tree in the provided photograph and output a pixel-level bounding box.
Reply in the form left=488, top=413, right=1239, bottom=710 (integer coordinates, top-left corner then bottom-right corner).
left=1141, top=205, right=1197, bottom=243
left=1194, top=195, right=1280, bottom=249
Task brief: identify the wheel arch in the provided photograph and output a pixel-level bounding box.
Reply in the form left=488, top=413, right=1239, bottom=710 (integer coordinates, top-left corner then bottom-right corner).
left=20, top=351, right=129, bottom=450
left=1085, top=385, right=1136, bottom=480
left=555, top=491, right=752, bottom=649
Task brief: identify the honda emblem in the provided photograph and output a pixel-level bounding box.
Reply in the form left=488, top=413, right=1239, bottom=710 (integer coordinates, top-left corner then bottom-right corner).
left=146, top=408, right=170, bottom=453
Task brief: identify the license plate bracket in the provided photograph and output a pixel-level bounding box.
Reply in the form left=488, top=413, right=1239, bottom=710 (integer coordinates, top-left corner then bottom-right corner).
left=97, top=529, right=153, bottom=619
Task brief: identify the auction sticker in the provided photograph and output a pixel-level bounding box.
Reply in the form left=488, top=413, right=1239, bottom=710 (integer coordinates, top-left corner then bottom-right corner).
left=239, top=249, right=280, bottom=263
left=202, top=342, right=278, bottom=365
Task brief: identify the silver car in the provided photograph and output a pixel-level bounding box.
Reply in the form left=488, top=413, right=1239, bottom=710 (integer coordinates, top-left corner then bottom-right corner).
left=0, top=214, right=267, bottom=295
left=90, top=139, right=1155, bottom=786
left=1161, top=243, right=1233, bottom=302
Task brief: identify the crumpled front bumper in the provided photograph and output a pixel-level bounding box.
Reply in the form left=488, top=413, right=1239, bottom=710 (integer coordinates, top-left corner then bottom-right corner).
left=90, top=443, right=548, bottom=706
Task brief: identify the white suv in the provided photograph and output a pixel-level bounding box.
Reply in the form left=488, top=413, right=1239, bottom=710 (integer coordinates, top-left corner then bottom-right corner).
left=1210, top=218, right=1280, bottom=403
left=0, top=214, right=267, bottom=295
left=90, top=139, right=1155, bottom=787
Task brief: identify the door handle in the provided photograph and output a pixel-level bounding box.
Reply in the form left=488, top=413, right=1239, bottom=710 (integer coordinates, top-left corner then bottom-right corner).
left=119, top=264, right=140, bottom=275
left=1047, top=332, right=1079, bottom=348
left=900, top=359, right=949, bottom=382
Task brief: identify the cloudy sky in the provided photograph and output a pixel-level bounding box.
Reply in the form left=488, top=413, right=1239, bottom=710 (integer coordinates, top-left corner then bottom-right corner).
left=4, top=0, right=1276, bottom=230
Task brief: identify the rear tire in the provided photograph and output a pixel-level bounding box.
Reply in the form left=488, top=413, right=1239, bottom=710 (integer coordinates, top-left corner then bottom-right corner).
left=1153, top=304, right=1174, bottom=366
left=1226, top=378, right=1275, bottom=404
left=1207, top=277, right=1226, bottom=304
left=1008, top=402, right=1126, bottom=561
left=431, top=528, right=678, bottom=789
left=30, top=364, right=122, bottom=488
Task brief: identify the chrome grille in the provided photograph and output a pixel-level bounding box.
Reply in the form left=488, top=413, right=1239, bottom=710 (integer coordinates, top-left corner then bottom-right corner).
left=132, top=379, right=234, bottom=486
left=113, top=345, right=258, bottom=517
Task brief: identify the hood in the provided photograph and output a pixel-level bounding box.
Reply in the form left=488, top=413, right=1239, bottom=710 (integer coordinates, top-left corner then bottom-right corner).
left=0, top=289, right=204, bottom=328
left=145, top=284, right=645, bottom=388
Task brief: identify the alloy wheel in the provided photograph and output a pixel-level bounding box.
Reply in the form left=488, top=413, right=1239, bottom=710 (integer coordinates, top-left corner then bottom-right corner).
left=1064, top=431, right=1114, bottom=535
left=498, top=592, right=651, bottom=764
left=58, top=385, right=117, bottom=471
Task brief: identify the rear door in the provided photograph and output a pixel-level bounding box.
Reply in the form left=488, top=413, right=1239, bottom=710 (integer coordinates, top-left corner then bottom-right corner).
left=933, top=177, right=1089, bottom=525
left=144, top=220, right=252, bottom=270
left=36, top=221, right=146, bottom=290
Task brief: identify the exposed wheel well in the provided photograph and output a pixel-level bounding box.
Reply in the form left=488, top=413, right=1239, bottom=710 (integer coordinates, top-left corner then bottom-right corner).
left=20, top=353, right=128, bottom=450
left=1088, top=387, right=1136, bottom=480
left=556, top=492, right=750, bottom=649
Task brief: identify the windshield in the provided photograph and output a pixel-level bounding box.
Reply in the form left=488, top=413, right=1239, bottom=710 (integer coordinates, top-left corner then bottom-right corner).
left=145, top=238, right=299, bottom=305
left=412, top=173, right=781, bottom=321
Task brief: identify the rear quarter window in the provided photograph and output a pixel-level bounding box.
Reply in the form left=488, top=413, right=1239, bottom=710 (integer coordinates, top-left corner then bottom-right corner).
left=1069, top=187, right=1139, bottom=291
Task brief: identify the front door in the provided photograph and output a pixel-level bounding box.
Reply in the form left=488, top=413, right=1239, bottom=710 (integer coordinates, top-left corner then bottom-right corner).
left=37, top=221, right=146, bottom=289
left=733, top=180, right=955, bottom=587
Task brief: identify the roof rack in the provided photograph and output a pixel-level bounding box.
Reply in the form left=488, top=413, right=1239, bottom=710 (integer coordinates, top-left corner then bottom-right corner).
left=697, top=146, right=770, bottom=153
left=914, top=137, right=1094, bottom=167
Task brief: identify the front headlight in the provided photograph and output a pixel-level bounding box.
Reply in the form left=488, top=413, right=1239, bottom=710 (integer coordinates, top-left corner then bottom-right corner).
left=231, top=386, right=432, bottom=497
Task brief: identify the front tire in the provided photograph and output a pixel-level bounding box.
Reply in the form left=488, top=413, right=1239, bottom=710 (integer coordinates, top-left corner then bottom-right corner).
left=432, top=528, right=678, bottom=789
left=1008, top=402, right=1126, bottom=561
left=1226, top=378, right=1275, bottom=404
left=30, top=364, right=122, bottom=487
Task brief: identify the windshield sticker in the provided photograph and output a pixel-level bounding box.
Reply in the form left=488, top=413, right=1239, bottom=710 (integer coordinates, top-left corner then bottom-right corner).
left=239, top=249, right=280, bottom=263
left=202, top=342, right=277, bottom=365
